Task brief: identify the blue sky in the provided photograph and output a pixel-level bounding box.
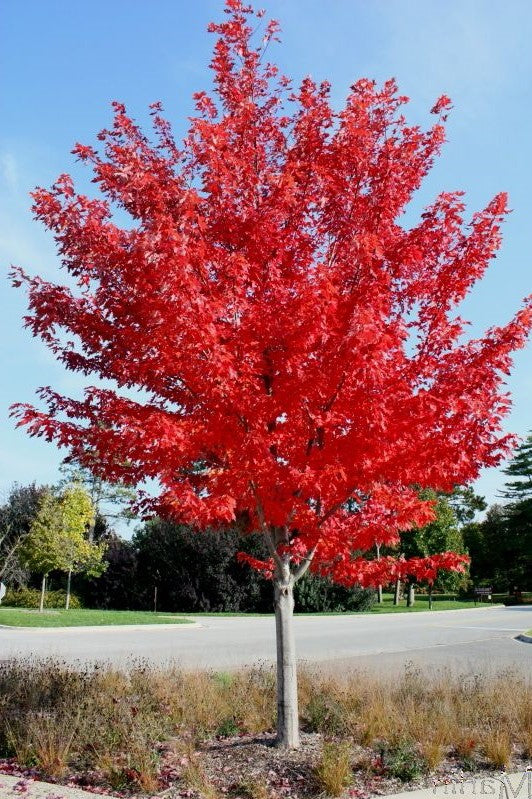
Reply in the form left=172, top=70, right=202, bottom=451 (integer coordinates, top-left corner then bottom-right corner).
left=1, top=0, right=531, bottom=521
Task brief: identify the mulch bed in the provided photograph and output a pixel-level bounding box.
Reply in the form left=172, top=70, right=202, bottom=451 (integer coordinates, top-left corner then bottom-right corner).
left=1, top=736, right=530, bottom=799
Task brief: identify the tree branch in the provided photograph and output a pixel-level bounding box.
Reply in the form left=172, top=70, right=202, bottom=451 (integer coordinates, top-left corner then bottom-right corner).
left=292, top=544, right=318, bottom=583
left=250, top=482, right=284, bottom=573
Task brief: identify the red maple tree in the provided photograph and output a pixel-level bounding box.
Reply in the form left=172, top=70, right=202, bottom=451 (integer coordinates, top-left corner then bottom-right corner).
left=11, top=0, right=531, bottom=747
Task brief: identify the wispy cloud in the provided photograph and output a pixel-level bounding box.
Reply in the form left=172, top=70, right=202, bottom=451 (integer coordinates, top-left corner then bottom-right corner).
left=0, top=151, right=18, bottom=192
left=375, top=0, right=531, bottom=116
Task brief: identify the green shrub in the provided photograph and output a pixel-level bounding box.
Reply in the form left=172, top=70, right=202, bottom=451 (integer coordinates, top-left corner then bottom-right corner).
left=2, top=588, right=82, bottom=609
left=381, top=740, right=426, bottom=782
left=295, top=574, right=376, bottom=612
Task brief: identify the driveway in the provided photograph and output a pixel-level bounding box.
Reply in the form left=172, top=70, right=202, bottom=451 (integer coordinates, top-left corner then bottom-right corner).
left=1, top=606, right=530, bottom=673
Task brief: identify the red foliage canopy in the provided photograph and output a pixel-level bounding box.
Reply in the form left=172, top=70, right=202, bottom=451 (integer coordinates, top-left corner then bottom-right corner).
left=11, top=1, right=531, bottom=587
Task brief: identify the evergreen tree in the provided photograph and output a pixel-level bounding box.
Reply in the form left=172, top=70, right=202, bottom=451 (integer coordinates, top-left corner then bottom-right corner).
left=447, top=486, right=487, bottom=525
left=500, top=433, right=532, bottom=500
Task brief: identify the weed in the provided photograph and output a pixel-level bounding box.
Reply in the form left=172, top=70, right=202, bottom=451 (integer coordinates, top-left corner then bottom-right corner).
left=8, top=712, right=77, bottom=777
left=0, top=659, right=530, bottom=790
left=453, top=729, right=478, bottom=769
left=213, top=671, right=234, bottom=689
left=382, top=740, right=426, bottom=782
left=216, top=716, right=241, bottom=737
left=304, top=691, right=348, bottom=735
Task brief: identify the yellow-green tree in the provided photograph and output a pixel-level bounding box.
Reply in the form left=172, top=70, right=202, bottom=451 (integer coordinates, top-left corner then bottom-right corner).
left=20, top=486, right=105, bottom=611
left=60, top=485, right=106, bottom=609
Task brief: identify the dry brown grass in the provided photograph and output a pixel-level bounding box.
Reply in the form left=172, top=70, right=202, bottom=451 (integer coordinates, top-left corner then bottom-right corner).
left=314, top=740, right=353, bottom=796
left=181, top=756, right=220, bottom=799
left=232, top=777, right=271, bottom=799
left=0, top=659, right=529, bottom=791
left=6, top=711, right=78, bottom=777
left=484, top=730, right=512, bottom=769
left=420, top=740, right=445, bottom=771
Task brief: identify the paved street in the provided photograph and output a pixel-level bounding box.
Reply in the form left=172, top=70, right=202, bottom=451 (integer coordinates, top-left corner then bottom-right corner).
left=1, top=606, right=530, bottom=673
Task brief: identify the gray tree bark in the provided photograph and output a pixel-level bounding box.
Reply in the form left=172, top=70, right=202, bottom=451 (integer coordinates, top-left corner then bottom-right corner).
left=274, top=572, right=299, bottom=749
left=406, top=582, right=415, bottom=607
left=393, top=578, right=401, bottom=605
left=39, top=574, right=46, bottom=613
left=375, top=543, right=382, bottom=603
left=65, top=568, right=72, bottom=610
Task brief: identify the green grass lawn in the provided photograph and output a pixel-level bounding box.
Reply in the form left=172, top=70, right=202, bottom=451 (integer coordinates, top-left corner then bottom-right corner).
left=0, top=607, right=193, bottom=627
left=0, top=594, right=499, bottom=627
left=186, top=594, right=486, bottom=616
left=361, top=595, right=481, bottom=613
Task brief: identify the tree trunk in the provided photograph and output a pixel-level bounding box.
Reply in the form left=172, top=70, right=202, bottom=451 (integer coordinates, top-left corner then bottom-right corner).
left=393, top=578, right=401, bottom=606
left=274, top=574, right=299, bottom=748
left=428, top=585, right=433, bottom=610
left=39, top=574, right=46, bottom=613
left=406, top=582, right=415, bottom=607
left=66, top=568, right=72, bottom=610
left=375, top=543, right=382, bottom=603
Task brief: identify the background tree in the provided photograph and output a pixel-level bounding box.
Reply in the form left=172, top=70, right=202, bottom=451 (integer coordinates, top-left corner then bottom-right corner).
left=463, top=501, right=531, bottom=592
left=11, top=1, right=531, bottom=747
left=400, top=492, right=469, bottom=606
left=76, top=525, right=139, bottom=610
left=0, top=483, right=48, bottom=585
left=447, top=486, right=487, bottom=525
left=59, top=456, right=136, bottom=540
left=19, top=491, right=66, bottom=611
left=58, top=484, right=105, bottom=609
left=463, top=438, right=532, bottom=592
left=19, top=486, right=102, bottom=610
left=133, top=517, right=268, bottom=612
left=499, top=432, right=532, bottom=501
left=499, top=499, right=532, bottom=591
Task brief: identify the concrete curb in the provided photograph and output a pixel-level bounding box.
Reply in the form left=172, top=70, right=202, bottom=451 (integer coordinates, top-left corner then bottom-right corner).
left=0, top=773, right=120, bottom=799
left=515, top=632, right=532, bottom=643
left=376, top=770, right=531, bottom=799
left=1, top=770, right=530, bottom=799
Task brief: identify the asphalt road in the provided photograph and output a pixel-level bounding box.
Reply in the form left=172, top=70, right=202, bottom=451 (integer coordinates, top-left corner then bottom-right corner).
left=1, top=606, right=530, bottom=674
